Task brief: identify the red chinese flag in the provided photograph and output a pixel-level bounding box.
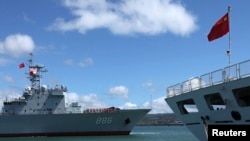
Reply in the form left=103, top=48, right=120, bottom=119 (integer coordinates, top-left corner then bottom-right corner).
left=207, top=13, right=229, bottom=42
left=19, top=63, right=25, bottom=68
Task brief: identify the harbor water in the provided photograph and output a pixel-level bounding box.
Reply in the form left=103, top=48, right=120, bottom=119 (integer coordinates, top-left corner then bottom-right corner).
left=0, top=126, right=199, bottom=141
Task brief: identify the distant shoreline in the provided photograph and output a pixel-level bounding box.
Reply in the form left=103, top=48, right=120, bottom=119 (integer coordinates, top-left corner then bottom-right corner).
left=136, top=113, right=183, bottom=126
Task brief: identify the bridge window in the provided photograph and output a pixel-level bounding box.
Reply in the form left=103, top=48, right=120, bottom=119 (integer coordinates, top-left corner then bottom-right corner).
left=204, top=93, right=226, bottom=110
left=177, top=99, right=198, bottom=114
left=233, top=86, right=250, bottom=107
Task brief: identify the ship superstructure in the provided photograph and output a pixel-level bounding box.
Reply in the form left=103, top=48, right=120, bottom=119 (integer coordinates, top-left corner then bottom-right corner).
left=3, top=53, right=80, bottom=115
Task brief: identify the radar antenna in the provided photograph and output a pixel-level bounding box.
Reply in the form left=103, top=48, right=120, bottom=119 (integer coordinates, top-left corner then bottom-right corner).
left=27, top=53, right=47, bottom=90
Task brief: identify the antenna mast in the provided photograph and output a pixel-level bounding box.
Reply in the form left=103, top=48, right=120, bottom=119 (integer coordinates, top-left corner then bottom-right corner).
left=27, top=53, right=47, bottom=90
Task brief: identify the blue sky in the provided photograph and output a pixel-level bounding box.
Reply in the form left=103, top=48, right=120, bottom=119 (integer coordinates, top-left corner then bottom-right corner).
left=0, top=0, right=250, bottom=114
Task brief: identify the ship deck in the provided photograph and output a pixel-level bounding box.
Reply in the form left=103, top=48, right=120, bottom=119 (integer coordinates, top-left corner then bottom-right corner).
left=167, top=59, right=250, bottom=98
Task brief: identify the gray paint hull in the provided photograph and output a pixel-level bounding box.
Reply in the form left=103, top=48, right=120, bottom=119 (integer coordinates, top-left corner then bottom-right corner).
left=0, top=109, right=150, bottom=137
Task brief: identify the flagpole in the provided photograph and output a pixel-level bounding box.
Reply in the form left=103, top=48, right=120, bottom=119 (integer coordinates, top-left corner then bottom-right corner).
left=226, top=6, right=232, bottom=80
left=227, top=6, right=231, bottom=67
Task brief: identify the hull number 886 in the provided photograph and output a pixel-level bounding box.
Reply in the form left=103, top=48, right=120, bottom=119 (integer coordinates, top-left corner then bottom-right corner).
left=96, top=117, right=113, bottom=124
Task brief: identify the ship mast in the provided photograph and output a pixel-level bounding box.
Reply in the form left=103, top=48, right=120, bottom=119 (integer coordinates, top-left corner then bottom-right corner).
left=27, top=53, right=47, bottom=90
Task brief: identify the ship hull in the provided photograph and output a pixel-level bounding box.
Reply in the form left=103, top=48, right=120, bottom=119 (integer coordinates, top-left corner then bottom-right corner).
left=165, top=60, right=250, bottom=141
left=165, top=79, right=250, bottom=141
left=0, top=109, right=150, bottom=137
left=165, top=77, right=250, bottom=141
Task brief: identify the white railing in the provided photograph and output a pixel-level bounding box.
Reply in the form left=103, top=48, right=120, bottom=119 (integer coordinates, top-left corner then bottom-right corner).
left=167, top=59, right=250, bottom=97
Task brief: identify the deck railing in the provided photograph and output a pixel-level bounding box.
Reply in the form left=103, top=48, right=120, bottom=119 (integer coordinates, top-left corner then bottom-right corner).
left=167, top=60, right=250, bottom=97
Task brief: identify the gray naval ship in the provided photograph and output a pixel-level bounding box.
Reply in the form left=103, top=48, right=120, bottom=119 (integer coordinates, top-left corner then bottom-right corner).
left=0, top=53, right=150, bottom=137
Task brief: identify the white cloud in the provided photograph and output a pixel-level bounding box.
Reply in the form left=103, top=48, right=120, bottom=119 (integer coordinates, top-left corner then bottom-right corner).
left=49, top=0, right=197, bottom=36
left=119, top=102, right=138, bottom=109
left=64, top=57, right=94, bottom=67
left=65, top=92, right=106, bottom=108
left=142, top=96, right=173, bottom=114
left=117, top=96, right=173, bottom=114
left=108, top=85, right=129, bottom=99
left=142, top=81, right=153, bottom=87
left=79, top=57, right=93, bottom=67
left=0, top=34, right=35, bottom=57
left=23, top=13, right=36, bottom=24
left=142, top=80, right=160, bottom=94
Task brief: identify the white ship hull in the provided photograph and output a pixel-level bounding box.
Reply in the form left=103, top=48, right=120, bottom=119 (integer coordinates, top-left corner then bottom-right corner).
left=0, top=109, right=150, bottom=137
left=165, top=60, right=250, bottom=141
